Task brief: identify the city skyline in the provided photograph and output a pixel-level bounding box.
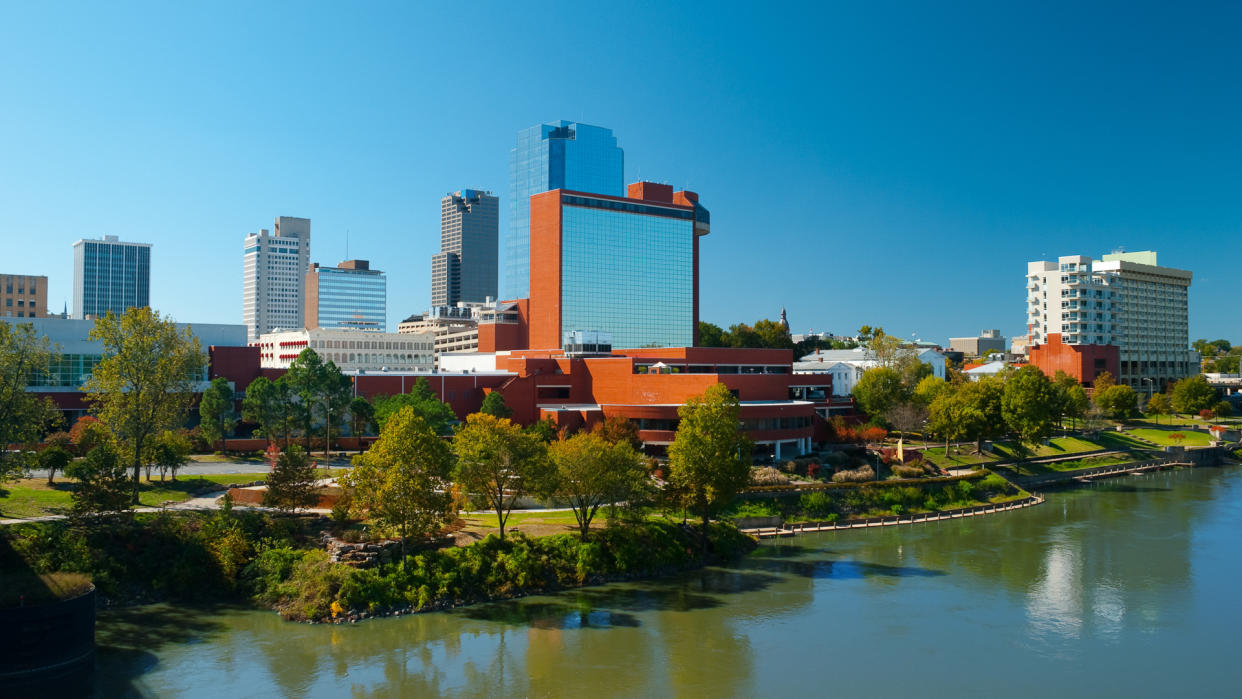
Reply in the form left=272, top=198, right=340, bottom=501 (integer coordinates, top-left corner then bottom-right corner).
left=1, top=3, right=1239, bottom=344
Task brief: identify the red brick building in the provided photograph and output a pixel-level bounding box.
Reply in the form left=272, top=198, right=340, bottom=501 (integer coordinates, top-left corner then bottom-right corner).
left=1027, top=333, right=1119, bottom=387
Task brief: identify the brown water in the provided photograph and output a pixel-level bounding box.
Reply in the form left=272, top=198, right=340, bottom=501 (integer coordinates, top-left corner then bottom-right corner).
left=93, top=465, right=1242, bottom=697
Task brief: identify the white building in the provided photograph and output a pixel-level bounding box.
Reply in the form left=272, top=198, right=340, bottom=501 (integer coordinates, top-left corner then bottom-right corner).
left=252, top=328, right=435, bottom=372
left=1026, top=251, right=1196, bottom=389
left=72, top=235, right=151, bottom=319
left=398, top=302, right=491, bottom=365
left=793, top=347, right=946, bottom=397
left=242, top=216, right=310, bottom=344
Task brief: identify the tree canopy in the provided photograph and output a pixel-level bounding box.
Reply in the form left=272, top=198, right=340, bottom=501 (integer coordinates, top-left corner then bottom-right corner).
left=1170, top=375, right=1218, bottom=415
left=1000, top=366, right=1055, bottom=446
left=263, top=444, right=320, bottom=513
left=1095, top=384, right=1138, bottom=419
left=82, top=307, right=206, bottom=503
left=372, top=378, right=457, bottom=435
left=0, top=321, right=61, bottom=482
left=198, top=377, right=236, bottom=450
left=852, top=366, right=907, bottom=420
left=452, top=413, right=551, bottom=541
left=479, top=390, right=513, bottom=419
left=666, top=383, right=752, bottom=532
left=285, top=348, right=352, bottom=454
left=548, top=432, right=647, bottom=540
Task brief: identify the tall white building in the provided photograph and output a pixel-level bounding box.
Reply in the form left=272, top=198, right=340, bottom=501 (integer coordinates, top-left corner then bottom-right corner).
left=1026, top=251, right=1196, bottom=389
left=251, top=328, right=434, bottom=372
left=242, top=216, right=310, bottom=343
left=71, top=235, right=151, bottom=319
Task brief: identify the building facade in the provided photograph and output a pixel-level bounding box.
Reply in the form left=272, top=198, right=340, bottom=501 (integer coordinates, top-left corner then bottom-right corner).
left=1026, top=251, right=1195, bottom=389
left=948, top=329, right=1006, bottom=357
left=794, top=347, right=947, bottom=397
left=306, top=260, right=386, bottom=332
left=252, top=328, right=434, bottom=372
left=399, top=303, right=487, bottom=363
left=71, top=236, right=150, bottom=319
left=242, top=216, right=311, bottom=343
left=506, top=121, right=624, bottom=299
left=527, top=182, right=709, bottom=351
left=433, top=190, right=498, bottom=307
left=1, top=274, right=48, bottom=318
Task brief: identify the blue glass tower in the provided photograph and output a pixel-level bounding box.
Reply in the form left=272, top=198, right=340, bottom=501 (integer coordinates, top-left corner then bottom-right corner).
left=505, top=121, right=624, bottom=299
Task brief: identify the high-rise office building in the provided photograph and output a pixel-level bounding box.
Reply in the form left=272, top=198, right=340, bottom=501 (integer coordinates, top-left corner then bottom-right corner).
left=306, top=260, right=387, bottom=332
left=71, top=235, right=151, bottom=319
left=1, top=273, right=48, bottom=318
left=506, top=121, right=624, bottom=299
left=242, top=216, right=310, bottom=343
left=1026, top=251, right=1195, bottom=390
left=527, top=182, right=709, bottom=350
left=433, top=189, right=498, bottom=307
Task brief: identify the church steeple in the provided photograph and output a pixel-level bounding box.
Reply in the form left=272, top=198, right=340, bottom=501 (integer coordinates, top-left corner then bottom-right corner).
left=779, top=307, right=789, bottom=330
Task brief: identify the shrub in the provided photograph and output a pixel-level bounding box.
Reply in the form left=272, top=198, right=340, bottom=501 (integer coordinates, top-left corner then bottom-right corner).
left=890, top=464, right=925, bottom=479
left=831, top=465, right=875, bottom=483
left=799, top=491, right=836, bottom=518
left=750, top=467, right=790, bottom=486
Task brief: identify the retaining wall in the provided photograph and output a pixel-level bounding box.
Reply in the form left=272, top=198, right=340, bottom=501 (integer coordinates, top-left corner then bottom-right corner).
left=0, top=587, right=96, bottom=694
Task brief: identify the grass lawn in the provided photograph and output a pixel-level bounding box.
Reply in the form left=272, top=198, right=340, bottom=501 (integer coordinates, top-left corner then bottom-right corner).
left=0, top=471, right=303, bottom=520
left=920, top=447, right=998, bottom=469
left=991, top=436, right=1104, bottom=460
left=1125, top=428, right=1212, bottom=447
left=455, top=508, right=626, bottom=542
left=996, top=453, right=1143, bottom=477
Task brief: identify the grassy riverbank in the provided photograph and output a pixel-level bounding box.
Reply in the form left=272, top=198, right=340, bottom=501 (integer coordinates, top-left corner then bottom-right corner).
left=1, top=510, right=754, bottom=623
left=0, top=474, right=272, bottom=519
left=727, top=471, right=1025, bottom=522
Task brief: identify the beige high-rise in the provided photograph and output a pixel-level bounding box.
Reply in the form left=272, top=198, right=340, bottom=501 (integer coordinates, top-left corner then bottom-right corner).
left=1, top=274, right=49, bottom=318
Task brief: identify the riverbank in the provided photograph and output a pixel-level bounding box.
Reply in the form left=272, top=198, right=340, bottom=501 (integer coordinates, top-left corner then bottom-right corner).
left=1, top=510, right=755, bottom=624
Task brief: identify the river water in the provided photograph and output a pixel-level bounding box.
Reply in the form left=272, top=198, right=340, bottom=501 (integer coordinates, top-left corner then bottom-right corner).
left=92, top=465, right=1242, bottom=698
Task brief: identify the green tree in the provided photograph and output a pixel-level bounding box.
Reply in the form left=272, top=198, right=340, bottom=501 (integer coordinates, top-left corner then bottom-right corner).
left=866, top=330, right=904, bottom=367
left=82, top=307, right=206, bottom=504
left=1095, top=384, right=1138, bottom=419
left=894, top=352, right=933, bottom=389
left=38, top=445, right=73, bottom=485
left=0, top=321, right=61, bottom=482
left=1001, top=366, right=1056, bottom=446
left=526, top=418, right=560, bottom=443
left=913, top=374, right=948, bottom=407
left=1145, top=392, right=1173, bottom=423
left=150, top=429, right=191, bottom=481
left=666, top=383, right=753, bottom=535
left=198, top=377, right=237, bottom=451
left=262, top=444, right=320, bottom=513
left=852, top=366, right=907, bottom=421
left=69, top=416, right=109, bottom=456
left=348, top=396, right=375, bottom=437
left=886, top=401, right=928, bottom=440
left=479, top=391, right=513, bottom=419
left=725, top=323, right=761, bottom=349
left=1063, top=384, right=1090, bottom=429
left=372, top=378, right=457, bottom=434
left=928, top=387, right=969, bottom=456
left=242, top=376, right=281, bottom=445
left=452, top=413, right=551, bottom=541
left=1213, top=400, right=1232, bottom=418
left=344, top=407, right=455, bottom=563
left=592, top=415, right=642, bottom=450
left=66, top=443, right=132, bottom=518
left=697, top=321, right=726, bottom=348
left=958, top=377, right=1006, bottom=453
left=1170, top=375, right=1218, bottom=416
left=751, top=318, right=794, bottom=350
left=285, top=348, right=352, bottom=455
left=548, top=432, right=647, bottom=540
left=1092, top=370, right=1116, bottom=392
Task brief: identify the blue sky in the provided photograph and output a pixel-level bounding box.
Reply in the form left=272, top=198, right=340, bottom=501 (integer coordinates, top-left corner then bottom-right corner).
left=2, top=1, right=1238, bottom=344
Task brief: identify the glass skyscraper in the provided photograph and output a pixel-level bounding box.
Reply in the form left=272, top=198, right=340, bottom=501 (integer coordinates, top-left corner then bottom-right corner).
left=71, top=235, right=151, bottom=319
left=306, top=260, right=387, bottom=332
left=433, top=189, right=498, bottom=306
left=506, top=121, right=624, bottom=299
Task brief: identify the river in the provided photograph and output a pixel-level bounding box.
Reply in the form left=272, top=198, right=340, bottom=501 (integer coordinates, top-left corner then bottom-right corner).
left=92, top=465, right=1242, bottom=697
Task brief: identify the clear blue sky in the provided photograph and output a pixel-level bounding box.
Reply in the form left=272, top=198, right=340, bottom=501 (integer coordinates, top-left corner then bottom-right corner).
left=2, top=1, right=1239, bottom=344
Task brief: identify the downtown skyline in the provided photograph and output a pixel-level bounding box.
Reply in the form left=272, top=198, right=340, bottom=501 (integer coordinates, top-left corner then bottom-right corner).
left=1, top=2, right=1238, bottom=344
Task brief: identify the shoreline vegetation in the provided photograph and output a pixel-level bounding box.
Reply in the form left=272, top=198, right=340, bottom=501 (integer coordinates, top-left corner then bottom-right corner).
left=1, top=512, right=753, bottom=623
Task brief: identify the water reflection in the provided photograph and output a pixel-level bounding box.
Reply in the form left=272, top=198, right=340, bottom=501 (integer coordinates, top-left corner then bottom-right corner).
left=89, top=467, right=1242, bottom=697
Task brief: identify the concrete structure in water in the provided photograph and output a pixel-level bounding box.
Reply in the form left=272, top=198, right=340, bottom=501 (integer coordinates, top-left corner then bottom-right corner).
left=71, top=235, right=150, bottom=319
left=433, top=190, right=498, bottom=307
left=1, top=273, right=48, bottom=318
left=305, top=260, right=387, bottom=332
left=1025, top=251, right=1196, bottom=389
left=242, top=216, right=310, bottom=343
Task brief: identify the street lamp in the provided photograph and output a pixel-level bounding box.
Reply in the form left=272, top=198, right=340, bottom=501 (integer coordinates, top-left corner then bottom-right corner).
left=1141, top=378, right=1154, bottom=422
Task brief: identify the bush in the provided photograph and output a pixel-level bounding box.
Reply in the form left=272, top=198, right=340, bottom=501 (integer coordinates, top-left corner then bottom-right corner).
left=890, top=464, right=925, bottom=479
left=831, top=466, right=875, bottom=483
left=750, top=467, right=790, bottom=486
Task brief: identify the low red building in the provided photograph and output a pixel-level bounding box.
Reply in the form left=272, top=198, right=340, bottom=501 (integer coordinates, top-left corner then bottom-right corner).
left=1027, top=333, right=1118, bottom=387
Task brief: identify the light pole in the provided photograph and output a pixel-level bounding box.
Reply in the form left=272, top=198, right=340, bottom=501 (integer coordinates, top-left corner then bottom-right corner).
left=1141, top=378, right=1154, bottom=422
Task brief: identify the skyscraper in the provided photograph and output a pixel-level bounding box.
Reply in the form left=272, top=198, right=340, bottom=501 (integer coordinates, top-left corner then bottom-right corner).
left=242, top=216, right=310, bottom=343
left=306, top=260, right=387, bottom=332
left=433, top=189, right=497, bottom=307
left=527, top=181, right=709, bottom=350
left=71, top=235, right=151, bottom=319
left=505, top=121, right=624, bottom=298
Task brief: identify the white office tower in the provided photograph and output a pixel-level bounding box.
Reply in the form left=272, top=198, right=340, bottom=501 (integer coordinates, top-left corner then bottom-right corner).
left=1025, top=251, right=1195, bottom=389
left=242, top=216, right=310, bottom=343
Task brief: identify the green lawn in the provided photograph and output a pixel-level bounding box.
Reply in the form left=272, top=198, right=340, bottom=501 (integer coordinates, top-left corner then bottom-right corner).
left=0, top=471, right=322, bottom=520
left=1125, top=428, right=1212, bottom=447
left=920, top=447, right=998, bottom=469
left=996, top=453, right=1143, bottom=477
left=991, top=436, right=1105, bottom=460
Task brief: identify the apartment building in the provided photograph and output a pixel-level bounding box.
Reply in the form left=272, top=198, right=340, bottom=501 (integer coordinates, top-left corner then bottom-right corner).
left=242, top=216, right=310, bottom=343
left=251, top=328, right=434, bottom=372
left=1, top=273, right=48, bottom=318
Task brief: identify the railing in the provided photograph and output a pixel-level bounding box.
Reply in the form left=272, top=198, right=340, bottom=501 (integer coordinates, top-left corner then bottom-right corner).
left=740, top=495, right=1045, bottom=538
